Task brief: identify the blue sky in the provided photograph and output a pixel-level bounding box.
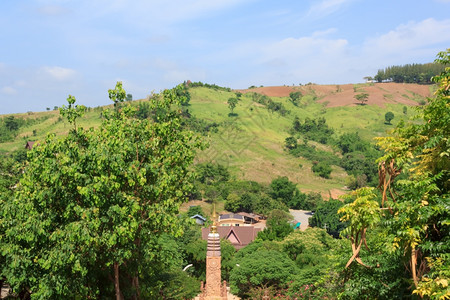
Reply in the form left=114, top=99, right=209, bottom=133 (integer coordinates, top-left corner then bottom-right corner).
left=1, top=0, right=450, bottom=114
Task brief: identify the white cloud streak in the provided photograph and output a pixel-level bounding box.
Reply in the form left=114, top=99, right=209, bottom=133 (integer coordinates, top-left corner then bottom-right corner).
left=1, top=86, right=17, bottom=95
left=40, top=66, right=77, bottom=81
left=307, top=0, right=355, bottom=17
left=363, top=18, right=450, bottom=61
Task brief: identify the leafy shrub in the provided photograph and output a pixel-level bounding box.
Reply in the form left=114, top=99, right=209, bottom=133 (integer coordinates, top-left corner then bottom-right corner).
left=290, top=117, right=334, bottom=144
left=311, top=161, right=332, bottom=179
left=385, top=111, right=394, bottom=124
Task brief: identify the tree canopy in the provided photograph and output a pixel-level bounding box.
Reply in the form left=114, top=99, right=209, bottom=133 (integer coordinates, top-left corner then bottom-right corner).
left=1, top=83, right=203, bottom=299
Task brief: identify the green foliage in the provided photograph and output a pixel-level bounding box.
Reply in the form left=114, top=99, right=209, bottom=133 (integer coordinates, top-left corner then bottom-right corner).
left=290, top=116, right=334, bottom=144
left=338, top=49, right=450, bottom=298
left=309, top=199, right=346, bottom=238
left=250, top=92, right=290, bottom=116
left=284, top=136, right=297, bottom=150
left=135, top=101, right=151, bottom=119
left=0, top=116, right=20, bottom=142
left=385, top=111, right=394, bottom=124
left=186, top=81, right=232, bottom=92
left=229, top=248, right=297, bottom=298
left=223, top=180, right=288, bottom=215
left=289, top=142, right=340, bottom=166
left=289, top=91, right=302, bottom=106
left=4, top=116, right=19, bottom=131
left=303, top=192, right=324, bottom=211
left=269, top=176, right=307, bottom=209
left=252, top=195, right=289, bottom=216
left=354, top=93, right=369, bottom=105
left=59, top=94, right=87, bottom=131
left=181, top=113, right=220, bottom=135
left=336, top=132, right=368, bottom=154
left=311, top=161, right=332, bottom=179
left=195, top=162, right=230, bottom=185
left=1, top=83, right=203, bottom=299
left=187, top=205, right=205, bottom=218
left=108, top=81, right=127, bottom=108
left=337, top=132, right=380, bottom=187
left=176, top=84, right=191, bottom=106
left=374, top=62, right=445, bottom=84
left=282, top=228, right=341, bottom=292
left=227, top=97, right=238, bottom=114
left=257, top=209, right=294, bottom=241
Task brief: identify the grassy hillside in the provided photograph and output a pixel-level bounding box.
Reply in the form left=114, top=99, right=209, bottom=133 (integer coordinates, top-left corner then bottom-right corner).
left=0, top=83, right=431, bottom=196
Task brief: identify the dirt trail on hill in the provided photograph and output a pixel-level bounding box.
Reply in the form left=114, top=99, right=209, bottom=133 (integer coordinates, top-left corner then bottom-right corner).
left=238, top=83, right=432, bottom=108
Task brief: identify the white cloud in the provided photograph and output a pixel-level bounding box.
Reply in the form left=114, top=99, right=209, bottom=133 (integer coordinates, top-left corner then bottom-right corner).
left=41, top=66, right=76, bottom=81
left=261, top=35, right=348, bottom=65
left=77, top=0, right=252, bottom=29
left=308, top=0, right=355, bottom=17
left=37, top=5, right=70, bottom=16
left=363, top=18, right=450, bottom=59
left=312, top=28, right=338, bottom=37
left=1, top=86, right=17, bottom=95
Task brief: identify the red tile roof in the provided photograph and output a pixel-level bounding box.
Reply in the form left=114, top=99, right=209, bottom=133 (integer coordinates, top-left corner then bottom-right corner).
left=202, top=226, right=261, bottom=250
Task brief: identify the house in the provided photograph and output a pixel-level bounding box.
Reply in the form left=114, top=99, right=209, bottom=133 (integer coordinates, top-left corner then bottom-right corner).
left=218, top=214, right=245, bottom=227
left=235, top=212, right=264, bottom=224
left=190, top=214, right=207, bottom=225
left=201, top=226, right=261, bottom=250
left=25, top=141, right=36, bottom=150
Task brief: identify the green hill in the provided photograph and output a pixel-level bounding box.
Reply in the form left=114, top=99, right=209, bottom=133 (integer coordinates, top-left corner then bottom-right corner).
left=0, top=82, right=432, bottom=197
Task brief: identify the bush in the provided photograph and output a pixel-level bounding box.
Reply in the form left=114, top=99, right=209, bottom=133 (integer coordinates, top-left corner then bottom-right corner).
left=309, top=200, right=346, bottom=238
left=311, top=162, right=332, bottom=179
left=384, top=111, right=394, bottom=124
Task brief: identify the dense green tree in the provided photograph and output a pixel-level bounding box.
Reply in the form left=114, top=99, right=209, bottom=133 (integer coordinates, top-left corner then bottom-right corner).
left=374, top=49, right=450, bottom=298
left=282, top=228, right=342, bottom=295
left=284, top=136, right=297, bottom=150
left=257, top=209, right=293, bottom=241
left=384, top=111, right=394, bottom=124
left=176, top=84, right=190, bottom=106
left=252, top=195, right=288, bottom=216
left=290, top=117, right=334, bottom=144
left=373, top=62, right=445, bottom=84
left=311, top=161, right=332, bottom=179
left=269, top=176, right=306, bottom=209
left=4, top=116, right=19, bottom=132
left=227, top=97, right=238, bottom=114
left=289, top=91, right=302, bottom=106
left=1, top=83, right=202, bottom=299
left=309, top=199, right=346, bottom=238
left=135, top=102, right=151, bottom=119
left=336, top=132, right=367, bottom=154
left=195, top=163, right=230, bottom=185
left=187, top=205, right=206, bottom=218
left=337, top=132, right=380, bottom=187
left=303, top=192, right=324, bottom=211
left=230, top=248, right=296, bottom=298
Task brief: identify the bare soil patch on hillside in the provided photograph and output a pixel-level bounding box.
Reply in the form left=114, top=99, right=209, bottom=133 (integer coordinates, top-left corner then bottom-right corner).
left=238, top=83, right=432, bottom=108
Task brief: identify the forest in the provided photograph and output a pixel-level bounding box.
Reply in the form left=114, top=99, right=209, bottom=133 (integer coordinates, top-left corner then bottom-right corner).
left=0, top=49, right=448, bottom=299
left=373, top=62, right=446, bottom=84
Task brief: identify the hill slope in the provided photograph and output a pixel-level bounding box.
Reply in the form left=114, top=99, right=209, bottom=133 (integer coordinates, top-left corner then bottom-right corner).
left=0, top=83, right=432, bottom=196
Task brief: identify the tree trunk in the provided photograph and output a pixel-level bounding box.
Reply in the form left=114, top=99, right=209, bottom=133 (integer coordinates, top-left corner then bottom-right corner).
left=132, top=276, right=141, bottom=300
left=114, top=262, right=121, bottom=300
left=411, top=246, right=418, bottom=287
